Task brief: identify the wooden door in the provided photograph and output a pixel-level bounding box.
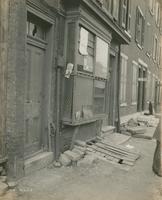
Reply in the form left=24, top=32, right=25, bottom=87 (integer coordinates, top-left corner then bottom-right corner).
left=25, top=41, right=45, bottom=157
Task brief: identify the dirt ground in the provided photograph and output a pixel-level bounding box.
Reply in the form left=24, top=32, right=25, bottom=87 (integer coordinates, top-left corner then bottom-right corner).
left=8, top=137, right=161, bottom=200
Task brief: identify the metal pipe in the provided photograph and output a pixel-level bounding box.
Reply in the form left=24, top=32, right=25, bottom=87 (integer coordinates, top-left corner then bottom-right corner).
left=116, top=45, right=121, bottom=132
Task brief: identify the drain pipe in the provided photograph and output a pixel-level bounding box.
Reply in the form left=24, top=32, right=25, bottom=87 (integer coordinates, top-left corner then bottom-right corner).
left=116, top=45, right=121, bottom=132
left=55, top=64, right=61, bottom=160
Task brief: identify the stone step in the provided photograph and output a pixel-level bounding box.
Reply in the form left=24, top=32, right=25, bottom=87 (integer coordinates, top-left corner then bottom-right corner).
left=64, top=150, right=81, bottom=162
left=24, top=152, right=53, bottom=176
left=101, top=126, right=115, bottom=134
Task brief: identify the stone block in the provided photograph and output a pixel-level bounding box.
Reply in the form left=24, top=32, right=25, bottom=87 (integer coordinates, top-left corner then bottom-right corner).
left=7, top=181, right=17, bottom=189
left=64, top=150, right=81, bottom=162
left=73, top=145, right=86, bottom=153
left=72, top=148, right=85, bottom=159
left=101, top=126, right=115, bottom=134
left=74, top=140, right=86, bottom=147
left=126, top=126, right=146, bottom=135
left=59, top=154, right=71, bottom=167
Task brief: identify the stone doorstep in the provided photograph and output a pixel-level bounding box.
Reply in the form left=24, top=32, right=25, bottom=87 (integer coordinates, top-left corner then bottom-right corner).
left=101, top=126, right=115, bottom=134
left=24, top=152, right=53, bottom=176
left=64, top=150, right=81, bottom=162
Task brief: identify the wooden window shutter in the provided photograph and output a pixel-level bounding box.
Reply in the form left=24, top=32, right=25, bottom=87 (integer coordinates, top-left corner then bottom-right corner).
left=141, top=17, right=145, bottom=47
left=135, top=7, right=139, bottom=43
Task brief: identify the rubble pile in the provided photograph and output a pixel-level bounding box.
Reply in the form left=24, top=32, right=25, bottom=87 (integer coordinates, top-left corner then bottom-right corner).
left=59, top=140, right=87, bottom=167
left=121, top=115, right=159, bottom=139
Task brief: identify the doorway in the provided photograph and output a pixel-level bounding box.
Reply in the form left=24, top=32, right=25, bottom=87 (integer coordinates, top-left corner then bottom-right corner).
left=25, top=13, right=48, bottom=157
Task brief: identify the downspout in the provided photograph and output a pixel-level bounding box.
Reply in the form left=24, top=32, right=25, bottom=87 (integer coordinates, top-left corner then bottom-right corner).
left=116, top=45, right=121, bottom=132
left=55, top=64, right=61, bottom=160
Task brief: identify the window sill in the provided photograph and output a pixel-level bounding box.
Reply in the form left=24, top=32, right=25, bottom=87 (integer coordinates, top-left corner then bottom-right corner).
left=153, top=58, right=157, bottom=64
left=149, top=9, right=154, bottom=16
left=137, top=43, right=143, bottom=50
left=120, top=103, right=127, bottom=107
left=131, top=102, right=137, bottom=106
left=146, top=52, right=151, bottom=58
left=124, top=30, right=132, bottom=39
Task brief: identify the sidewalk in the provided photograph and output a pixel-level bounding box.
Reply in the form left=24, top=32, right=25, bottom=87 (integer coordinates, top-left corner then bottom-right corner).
left=1, top=115, right=162, bottom=200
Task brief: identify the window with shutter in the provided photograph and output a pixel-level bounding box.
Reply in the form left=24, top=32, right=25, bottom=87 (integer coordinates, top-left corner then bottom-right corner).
left=146, top=22, right=151, bottom=57
left=149, top=0, right=155, bottom=14
left=153, top=35, right=158, bottom=61
left=155, top=2, right=160, bottom=27
left=120, top=53, right=128, bottom=105
left=132, top=61, right=138, bottom=104
left=112, top=0, right=119, bottom=20
left=121, top=0, right=128, bottom=28
left=135, top=7, right=145, bottom=48
left=127, top=0, right=131, bottom=32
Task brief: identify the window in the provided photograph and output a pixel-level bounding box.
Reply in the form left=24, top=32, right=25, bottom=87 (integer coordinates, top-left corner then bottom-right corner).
left=78, top=27, right=95, bottom=72
left=121, top=0, right=128, bottom=28
left=146, top=22, right=151, bottom=57
left=95, top=37, right=109, bottom=79
left=135, top=7, right=145, bottom=47
left=127, top=0, right=131, bottom=33
left=102, top=0, right=112, bottom=13
left=147, top=71, right=152, bottom=102
left=112, top=0, right=119, bottom=20
left=120, top=53, right=128, bottom=105
left=153, top=35, right=158, bottom=61
left=132, top=61, right=138, bottom=104
left=151, top=75, right=156, bottom=102
left=159, top=46, right=161, bottom=65
left=94, top=80, right=106, bottom=114
left=149, top=0, right=155, bottom=14
left=78, top=26, right=109, bottom=115
left=26, top=13, right=46, bottom=40
left=155, top=2, right=160, bottom=27
left=78, top=27, right=109, bottom=77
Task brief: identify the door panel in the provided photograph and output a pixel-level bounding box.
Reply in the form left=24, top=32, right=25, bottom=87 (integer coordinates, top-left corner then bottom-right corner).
left=25, top=42, right=45, bottom=157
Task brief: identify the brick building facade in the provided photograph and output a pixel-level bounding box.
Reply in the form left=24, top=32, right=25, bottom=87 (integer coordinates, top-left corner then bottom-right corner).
left=0, top=0, right=161, bottom=180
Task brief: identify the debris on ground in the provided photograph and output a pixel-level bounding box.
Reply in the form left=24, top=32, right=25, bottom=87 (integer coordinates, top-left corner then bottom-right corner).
left=137, top=115, right=159, bottom=127
left=86, top=139, right=140, bottom=167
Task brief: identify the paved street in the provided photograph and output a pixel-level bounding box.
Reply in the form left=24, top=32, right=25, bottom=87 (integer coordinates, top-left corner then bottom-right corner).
left=3, top=136, right=159, bottom=200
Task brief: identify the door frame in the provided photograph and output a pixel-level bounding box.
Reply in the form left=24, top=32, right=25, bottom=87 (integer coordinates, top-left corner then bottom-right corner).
left=25, top=1, right=55, bottom=158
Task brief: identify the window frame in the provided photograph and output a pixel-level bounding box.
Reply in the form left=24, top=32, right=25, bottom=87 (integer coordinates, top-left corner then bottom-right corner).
left=131, top=61, right=138, bottom=104
left=153, top=34, right=158, bottom=62
left=120, top=53, right=128, bottom=106
left=77, top=26, right=109, bottom=116
left=155, top=2, right=160, bottom=27
left=149, top=0, right=155, bottom=15
left=135, top=6, right=145, bottom=48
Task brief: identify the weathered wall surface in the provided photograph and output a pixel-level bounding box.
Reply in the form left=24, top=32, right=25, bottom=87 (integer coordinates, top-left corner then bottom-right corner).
left=0, top=0, right=9, bottom=157
left=6, top=0, right=26, bottom=179
left=120, top=0, right=161, bottom=117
